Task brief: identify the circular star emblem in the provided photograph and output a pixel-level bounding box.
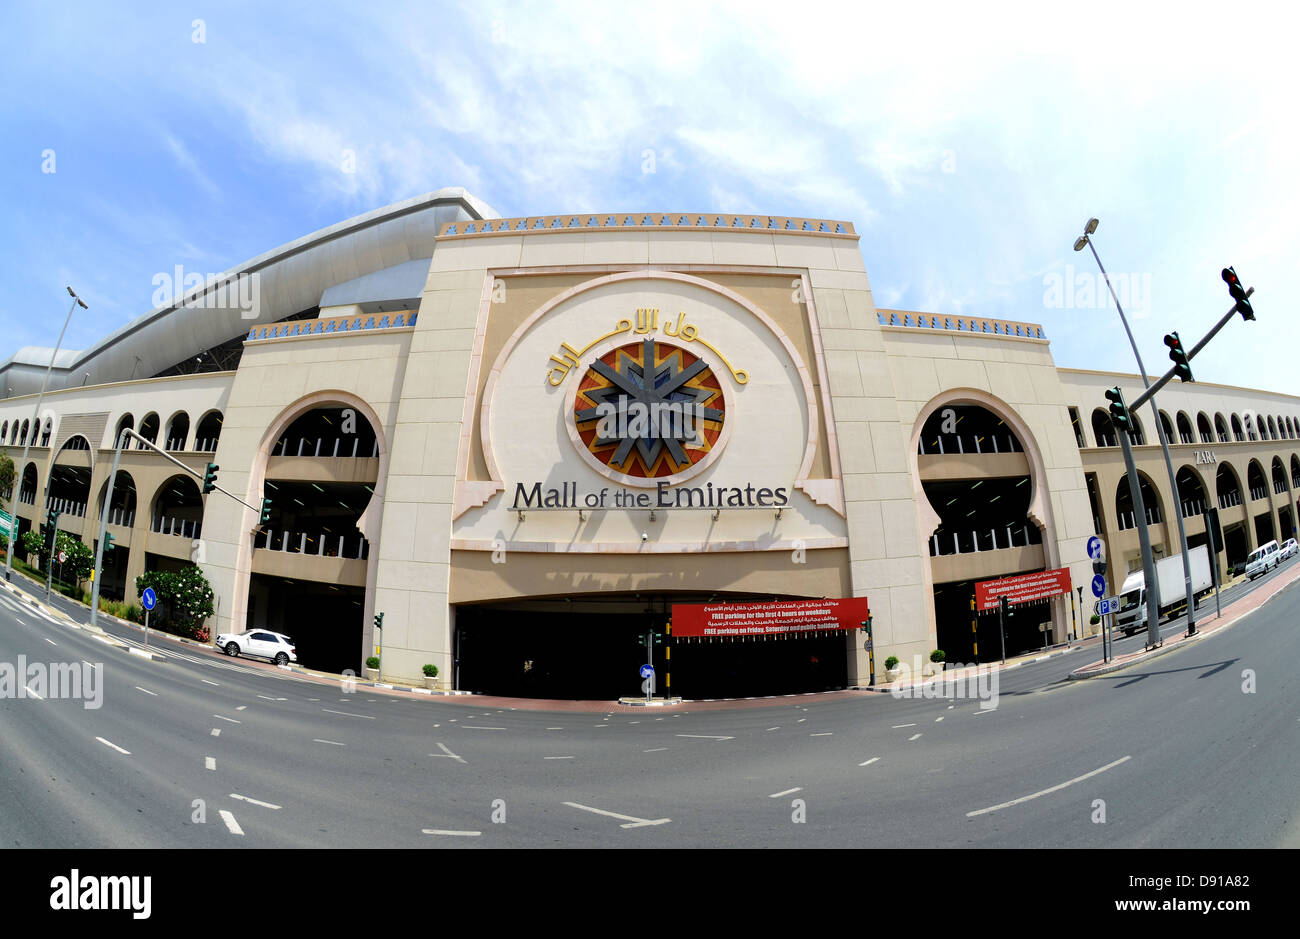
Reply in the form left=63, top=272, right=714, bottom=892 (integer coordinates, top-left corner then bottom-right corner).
left=573, top=338, right=725, bottom=481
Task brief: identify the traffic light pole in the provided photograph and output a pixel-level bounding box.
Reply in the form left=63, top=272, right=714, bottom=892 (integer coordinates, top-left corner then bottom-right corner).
left=89, top=429, right=262, bottom=632
left=1114, top=411, right=1163, bottom=650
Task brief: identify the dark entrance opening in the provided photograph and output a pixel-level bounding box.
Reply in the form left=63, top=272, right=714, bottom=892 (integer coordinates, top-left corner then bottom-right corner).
left=456, top=593, right=850, bottom=700
left=1224, top=523, right=1249, bottom=572
left=247, top=573, right=365, bottom=674
left=1254, top=511, right=1276, bottom=546
left=934, top=576, right=1056, bottom=663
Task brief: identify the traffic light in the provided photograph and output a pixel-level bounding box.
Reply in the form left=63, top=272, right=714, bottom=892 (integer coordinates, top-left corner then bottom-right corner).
left=1222, top=267, right=1254, bottom=321
left=1104, top=386, right=1131, bottom=433
left=373, top=611, right=384, bottom=631
left=861, top=615, right=874, bottom=638
left=1164, top=331, right=1192, bottom=382
left=259, top=497, right=272, bottom=525
left=103, top=532, right=115, bottom=553
left=999, top=595, right=1013, bottom=620
left=202, top=463, right=219, bottom=495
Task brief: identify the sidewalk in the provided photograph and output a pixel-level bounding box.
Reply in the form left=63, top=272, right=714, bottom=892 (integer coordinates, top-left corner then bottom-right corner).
left=1067, top=562, right=1300, bottom=679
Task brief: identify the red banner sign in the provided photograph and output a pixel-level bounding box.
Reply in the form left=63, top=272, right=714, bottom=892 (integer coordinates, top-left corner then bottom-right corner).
left=671, top=597, right=870, bottom=638
left=975, top=568, right=1072, bottom=611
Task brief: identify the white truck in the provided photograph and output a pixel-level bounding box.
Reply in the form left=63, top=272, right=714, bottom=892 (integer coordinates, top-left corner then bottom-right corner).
left=1112, top=544, right=1214, bottom=637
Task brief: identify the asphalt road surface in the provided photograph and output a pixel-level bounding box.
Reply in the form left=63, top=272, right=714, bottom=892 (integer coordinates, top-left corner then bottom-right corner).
left=1, top=564, right=1297, bottom=848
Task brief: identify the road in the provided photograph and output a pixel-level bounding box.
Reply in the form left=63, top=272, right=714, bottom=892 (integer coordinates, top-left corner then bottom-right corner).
left=1, top=563, right=1298, bottom=848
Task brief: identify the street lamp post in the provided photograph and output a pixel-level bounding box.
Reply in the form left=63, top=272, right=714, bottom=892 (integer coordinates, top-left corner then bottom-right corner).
left=1075, top=220, right=1198, bottom=638
left=4, top=287, right=85, bottom=582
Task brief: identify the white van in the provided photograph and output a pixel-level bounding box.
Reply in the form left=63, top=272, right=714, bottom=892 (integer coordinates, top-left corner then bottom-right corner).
left=1245, top=540, right=1281, bottom=580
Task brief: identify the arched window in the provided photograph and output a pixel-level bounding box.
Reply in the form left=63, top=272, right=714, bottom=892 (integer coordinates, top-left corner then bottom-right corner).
left=1176, top=412, right=1194, bottom=445
left=1215, top=413, right=1230, bottom=443
left=1197, top=412, right=1213, bottom=444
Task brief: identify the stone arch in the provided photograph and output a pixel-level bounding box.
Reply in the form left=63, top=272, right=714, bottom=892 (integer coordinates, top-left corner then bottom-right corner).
left=1231, top=414, right=1244, bottom=442
left=1197, top=412, right=1213, bottom=444
left=114, top=413, right=135, bottom=448
left=226, top=390, right=391, bottom=668
left=164, top=410, right=190, bottom=451
left=1216, top=462, right=1243, bottom=509
left=1215, top=412, right=1229, bottom=443
left=1176, top=411, right=1194, bottom=445
left=1115, top=471, right=1164, bottom=530
left=1091, top=408, right=1116, bottom=447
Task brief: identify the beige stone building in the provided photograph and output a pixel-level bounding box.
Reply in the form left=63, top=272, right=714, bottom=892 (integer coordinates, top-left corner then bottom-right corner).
left=3, top=190, right=1296, bottom=698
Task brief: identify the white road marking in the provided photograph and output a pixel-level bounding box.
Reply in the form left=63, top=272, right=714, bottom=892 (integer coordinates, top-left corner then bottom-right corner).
left=966, top=756, right=1133, bottom=818
left=205, top=757, right=216, bottom=771
left=674, top=734, right=734, bottom=741
left=322, top=708, right=374, bottom=719
left=908, top=733, right=923, bottom=741
left=935, top=716, right=944, bottom=722
left=643, top=748, right=668, bottom=752
left=230, top=793, right=281, bottom=810
left=973, top=707, right=997, bottom=715
left=43, top=637, right=56, bottom=645
left=235, top=705, right=247, bottom=711
left=769, top=787, right=802, bottom=798
left=431, top=742, right=465, bottom=764
left=24, top=684, right=43, bottom=699
left=257, top=695, right=286, bottom=701
left=892, top=723, right=916, bottom=728
left=546, top=727, right=563, bottom=730
left=135, top=686, right=158, bottom=696
left=202, top=679, right=220, bottom=686
left=859, top=757, right=880, bottom=767
left=96, top=737, right=130, bottom=755
left=214, top=714, right=241, bottom=723
left=314, top=739, right=346, bottom=747
left=766, top=727, right=780, bottom=731
left=210, top=729, right=221, bottom=737
left=562, top=801, right=671, bottom=828
left=796, top=718, right=806, bottom=723
left=422, top=829, right=481, bottom=837
left=810, top=732, right=833, bottom=737
left=219, top=810, right=244, bottom=836
left=460, top=725, right=506, bottom=730
left=544, top=756, right=575, bottom=760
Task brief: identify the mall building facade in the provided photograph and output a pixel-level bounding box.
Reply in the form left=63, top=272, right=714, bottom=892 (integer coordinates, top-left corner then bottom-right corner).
left=3, top=188, right=1297, bottom=697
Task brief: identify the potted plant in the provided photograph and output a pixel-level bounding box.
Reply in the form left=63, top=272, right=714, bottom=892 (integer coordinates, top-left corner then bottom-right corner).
left=929, top=649, right=946, bottom=675
left=1089, top=613, right=1100, bottom=637
left=364, top=656, right=380, bottom=680
left=422, top=663, right=439, bottom=690
left=884, top=655, right=901, bottom=682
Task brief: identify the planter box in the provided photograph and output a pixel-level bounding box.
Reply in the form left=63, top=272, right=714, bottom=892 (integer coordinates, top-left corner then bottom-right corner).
left=424, top=675, right=440, bottom=690
left=363, top=667, right=380, bottom=681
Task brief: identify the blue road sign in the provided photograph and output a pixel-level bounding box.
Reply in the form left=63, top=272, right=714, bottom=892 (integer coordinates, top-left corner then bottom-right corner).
left=1087, top=536, right=1103, bottom=560
left=640, top=664, right=654, bottom=678
left=1091, top=575, right=1106, bottom=598
left=141, top=587, right=157, bottom=611
left=1095, top=597, right=1120, bottom=616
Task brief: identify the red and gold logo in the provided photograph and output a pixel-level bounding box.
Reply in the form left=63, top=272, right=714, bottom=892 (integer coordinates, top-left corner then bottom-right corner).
left=573, top=338, right=725, bottom=479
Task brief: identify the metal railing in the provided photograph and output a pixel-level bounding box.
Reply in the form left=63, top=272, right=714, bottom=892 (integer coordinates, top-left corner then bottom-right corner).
left=194, top=437, right=220, bottom=452
left=917, top=433, right=1023, bottom=455
left=1117, top=506, right=1163, bottom=531
left=1249, top=486, right=1267, bottom=502
left=45, top=497, right=86, bottom=517
left=271, top=436, right=379, bottom=459
left=152, top=515, right=203, bottom=539
left=1219, top=491, right=1243, bottom=509
left=928, top=524, right=1042, bottom=557
left=1180, top=498, right=1208, bottom=518
left=254, top=528, right=370, bottom=560
left=104, top=507, right=135, bottom=528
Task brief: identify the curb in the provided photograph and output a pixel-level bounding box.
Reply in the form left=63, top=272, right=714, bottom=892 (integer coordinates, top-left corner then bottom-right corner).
left=617, top=696, right=683, bottom=707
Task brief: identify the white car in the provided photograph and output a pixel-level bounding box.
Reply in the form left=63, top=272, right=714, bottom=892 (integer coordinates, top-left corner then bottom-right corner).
left=1283, top=539, right=1299, bottom=560
left=215, top=629, right=297, bottom=666
left=1245, top=540, right=1281, bottom=580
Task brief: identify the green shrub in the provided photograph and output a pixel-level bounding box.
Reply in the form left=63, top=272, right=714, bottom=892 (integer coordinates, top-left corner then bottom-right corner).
left=930, top=649, right=946, bottom=663
left=422, top=663, right=439, bottom=677
left=366, top=656, right=380, bottom=669
left=884, top=655, right=900, bottom=670
left=1090, top=614, right=1100, bottom=625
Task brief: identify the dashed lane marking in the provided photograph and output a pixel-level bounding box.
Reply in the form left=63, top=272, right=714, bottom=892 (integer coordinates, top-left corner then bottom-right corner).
left=135, top=686, right=158, bottom=696
left=908, top=733, right=923, bottom=741
left=892, top=723, right=916, bottom=729
left=431, top=743, right=465, bottom=764
left=210, top=729, right=221, bottom=737
left=96, top=737, right=130, bottom=755
left=230, top=793, right=281, bottom=810
left=205, top=757, right=216, bottom=771
left=966, top=756, right=1133, bottom=818
left=859, top=757, right=880, bottom=767
left=314, top=739, right=345, bottom=747
left=219, top=810, right=244, bottom=836
left=674, top=734, right=735, bottom=741
left=769, top=787, right=802, bottom=798
left=423, top=829, right=481, bottom=837
left=544, top=756, right=575, bottom=760
left=214, top=714, right=241, bottom=724
left=322, top=708, right=374, bottom=719
left=562, top=802, right=671, bottom=828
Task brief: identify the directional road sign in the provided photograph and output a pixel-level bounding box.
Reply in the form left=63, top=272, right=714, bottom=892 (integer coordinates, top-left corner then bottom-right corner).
left=639, top=664, right=654, bottom=679
left=1091, top=574, right=1106, bottom=598
left=1095, top=597, right=1121, bottom=616
left=141, top=587, right=157, bottom=611
left=1087, top=535, right=1103, bottom=560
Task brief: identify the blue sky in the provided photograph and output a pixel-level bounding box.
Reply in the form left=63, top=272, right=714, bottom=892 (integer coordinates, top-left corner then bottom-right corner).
left=1, top=1, right=1294, bottom=394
